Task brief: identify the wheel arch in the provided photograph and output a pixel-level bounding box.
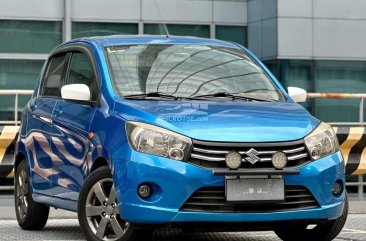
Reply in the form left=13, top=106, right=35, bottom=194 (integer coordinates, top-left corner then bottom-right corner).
left=14, top=151, right=26, bottom=173
left=90, top=156, right=110, bottom=174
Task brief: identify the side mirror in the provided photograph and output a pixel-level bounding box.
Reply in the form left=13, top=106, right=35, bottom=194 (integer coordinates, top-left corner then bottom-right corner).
left=61, top=84, right=90, bottom=102
left=288, top=87, right=307, bottom=103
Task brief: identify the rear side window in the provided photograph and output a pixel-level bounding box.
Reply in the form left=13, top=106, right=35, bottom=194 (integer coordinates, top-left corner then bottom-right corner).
left=41, top=54, right=66, bottom=97
left=66, top=52, right=98, bottom=101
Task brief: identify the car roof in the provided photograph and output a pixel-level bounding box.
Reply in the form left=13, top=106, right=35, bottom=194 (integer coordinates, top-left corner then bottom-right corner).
left=62, top=35, right=242, bottom=49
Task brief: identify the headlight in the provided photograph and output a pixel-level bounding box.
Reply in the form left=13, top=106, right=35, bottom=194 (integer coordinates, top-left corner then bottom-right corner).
left=304, top=122, right=339, bottom=160
left=126, top=121, right=192, bottom=161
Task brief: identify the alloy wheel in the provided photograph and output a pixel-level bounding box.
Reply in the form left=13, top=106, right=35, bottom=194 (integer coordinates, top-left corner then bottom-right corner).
left=85, top=178, right=129, bottom=241
left=16, top=169, right=29, bottom=220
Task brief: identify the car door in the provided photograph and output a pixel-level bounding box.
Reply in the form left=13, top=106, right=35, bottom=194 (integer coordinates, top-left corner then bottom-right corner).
left=51, top=48, right=99, bottom=200
left=26, top=53, right=67, bottom=195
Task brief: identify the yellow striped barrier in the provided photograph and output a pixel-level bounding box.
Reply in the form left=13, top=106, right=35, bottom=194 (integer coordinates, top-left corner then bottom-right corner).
left=0, top=126, right=19, bottom=179
left=333, top=127, right=366, bottom=175
left=0, top=126, right=366, bottom=178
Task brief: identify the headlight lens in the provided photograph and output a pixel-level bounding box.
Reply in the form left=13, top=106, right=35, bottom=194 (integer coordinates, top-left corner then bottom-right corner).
left=126, top=121, right=192, bottom=161
left=304, top=122, right=339, bottom=160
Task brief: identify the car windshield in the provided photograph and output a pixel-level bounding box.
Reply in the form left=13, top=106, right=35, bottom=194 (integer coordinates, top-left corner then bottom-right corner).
left=106, top=44, right=283, bottom=101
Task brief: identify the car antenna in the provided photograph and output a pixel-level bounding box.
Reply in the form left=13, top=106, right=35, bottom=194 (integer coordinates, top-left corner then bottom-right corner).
left=154, top=0, right=170, bottom=38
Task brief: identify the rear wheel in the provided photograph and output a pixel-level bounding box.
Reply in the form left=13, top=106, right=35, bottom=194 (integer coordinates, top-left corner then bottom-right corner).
left=275, top=195, right=348, bottom=241
left=14, top=160, right=49, bottom=230
left=78, top=166, right=152, bottom=241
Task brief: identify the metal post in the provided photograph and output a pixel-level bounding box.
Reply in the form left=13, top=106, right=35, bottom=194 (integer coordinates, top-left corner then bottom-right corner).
left=14, top=93, right=18, bottom=126
left=139, top=0, right=143, bottom=35
left=360, top=97, right=364, bottom=127
left=358, top=175, right=364, bottom=201
left=210, top=23, right=215, bottom=39
left=63, top=0, right=72, bottom=42
left=210, top=0, right=215, bottom=39
left=138, top=21, right=144, bottom=35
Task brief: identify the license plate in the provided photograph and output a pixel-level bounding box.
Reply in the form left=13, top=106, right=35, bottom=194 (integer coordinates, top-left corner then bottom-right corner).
left=226, top=178, right=284, bottom=202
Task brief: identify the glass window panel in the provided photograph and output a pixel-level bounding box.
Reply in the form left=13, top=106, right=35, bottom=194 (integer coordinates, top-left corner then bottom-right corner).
left=215, top=25, right=247, bottom=46
left=107, top=44, right=282, bottom=101
left=280, top=60, right=312, bottom=91
left=278, top=60, right=313, bottom=112
left=66, top=52, right=98, bottom=100
left=0, top=60, right=44, bottom=120
left=0, top=20, right=62, bottom=53
left=41, top=54, right=67, bottom=97
left=314, top=61, right=366, bottom=122
left=263, top=60, right=280, bottom=80
left=72, top=22, right=138, bottom=39
left=144, top=24, right=210, bottom=38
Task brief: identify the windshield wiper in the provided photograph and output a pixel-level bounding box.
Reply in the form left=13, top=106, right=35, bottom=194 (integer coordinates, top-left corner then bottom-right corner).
left=124, top=92, right=178, bottom=100
left=188, top=92, right=273, bottom=102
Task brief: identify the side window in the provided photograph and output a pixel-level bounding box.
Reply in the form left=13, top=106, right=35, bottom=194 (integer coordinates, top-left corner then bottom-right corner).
left=66, top=52, right=98, bottom=101
left=41, top=54, right=66, bottom=97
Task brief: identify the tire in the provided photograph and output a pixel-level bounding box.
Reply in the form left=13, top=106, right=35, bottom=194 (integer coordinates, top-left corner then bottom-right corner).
left=78, top=166, right=152, bottom=241
left=14, top=160, right=50, bottom=230
left=275, top=194, right=348, bottom=241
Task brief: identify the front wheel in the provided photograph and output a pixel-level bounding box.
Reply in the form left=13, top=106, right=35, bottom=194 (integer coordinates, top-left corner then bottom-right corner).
left=275, top=195, right=348, bottom=241
left=78, top=166, right=151, bottom=241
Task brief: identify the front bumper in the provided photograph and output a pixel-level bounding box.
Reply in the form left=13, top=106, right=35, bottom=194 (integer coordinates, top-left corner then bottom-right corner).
left=112, top=151, right=345, bottom=224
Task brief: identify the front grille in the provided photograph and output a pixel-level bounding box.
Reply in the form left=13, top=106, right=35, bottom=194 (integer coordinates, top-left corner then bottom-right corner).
left=189, top=139, right=310, bottom=169
left=180, top=186, right=320, bottom=213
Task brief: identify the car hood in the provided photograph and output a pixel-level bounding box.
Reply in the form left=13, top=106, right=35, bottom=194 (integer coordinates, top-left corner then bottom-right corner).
left=114, top=100, right=320, bottom=142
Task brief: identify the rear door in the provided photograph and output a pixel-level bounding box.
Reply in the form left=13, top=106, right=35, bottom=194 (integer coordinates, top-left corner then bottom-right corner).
left=26, top=53, right=67, bottom=195
left=51, top=47, right=99, bottom=200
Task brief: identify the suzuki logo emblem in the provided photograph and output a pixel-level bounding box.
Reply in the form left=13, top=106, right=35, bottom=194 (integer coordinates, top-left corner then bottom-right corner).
left=244, top=148, right=261, bottom=165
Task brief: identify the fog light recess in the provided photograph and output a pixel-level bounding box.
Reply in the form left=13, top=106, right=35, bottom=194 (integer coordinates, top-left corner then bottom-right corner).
left=138, top=184, right=152, bottom=199
left=332, top=180, right=343, bottom=196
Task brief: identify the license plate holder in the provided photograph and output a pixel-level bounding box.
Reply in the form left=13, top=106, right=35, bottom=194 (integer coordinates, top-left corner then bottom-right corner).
left=226, top=178, right=285, bottom=202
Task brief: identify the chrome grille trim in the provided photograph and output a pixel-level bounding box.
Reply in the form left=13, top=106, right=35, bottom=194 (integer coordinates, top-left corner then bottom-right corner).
left=287, top=153, right=308, bottom=161
left=189, top=140, right=310, bottom=169
left=193, top=147, right=228, bottom=154
left=191, top=154, right=225, bottom=162
left=193, top=146, right=306, bottom=155
left=283, top=146, right=306, bottom=154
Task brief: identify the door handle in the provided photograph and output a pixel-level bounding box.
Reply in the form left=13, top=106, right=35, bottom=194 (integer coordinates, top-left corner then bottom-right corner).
left=30, top=104, right=37, bottom=111
left=29, top=99, right=37, bottom=111
left=54, top=108, right=63, bottom=115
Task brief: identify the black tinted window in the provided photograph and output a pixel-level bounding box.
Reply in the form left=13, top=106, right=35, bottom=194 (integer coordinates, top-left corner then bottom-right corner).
left=66, top=52, right=97, bottom=100
left=42, top=54, right=66, bottom=97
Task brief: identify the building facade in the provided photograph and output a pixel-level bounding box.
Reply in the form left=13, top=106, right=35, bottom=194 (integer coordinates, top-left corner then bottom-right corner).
left=0, top=0, right=365, bottom=200
left=249, top=0, right=366, bottom=123
left=0, top=0, right=247, bottom=120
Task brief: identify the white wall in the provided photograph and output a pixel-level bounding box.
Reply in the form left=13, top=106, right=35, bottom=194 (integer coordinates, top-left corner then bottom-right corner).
left=71, top=0, right=140, bottom=22
left=142, top=0, right=212, bottom=23
left=276, top=0, right=366, bottom=60
left=0, top=0, right=247, bottom=25
left=0, top=0, right=64, bottom=20
left=248, top=0, right=277, bottom=59
left=248, top=0, right=366, bottom=60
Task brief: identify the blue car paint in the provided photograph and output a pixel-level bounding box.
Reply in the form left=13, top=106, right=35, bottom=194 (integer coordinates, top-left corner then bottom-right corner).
left=114, top=100, right=319, bottom=142
left=15, top=36, right=346, bottom=225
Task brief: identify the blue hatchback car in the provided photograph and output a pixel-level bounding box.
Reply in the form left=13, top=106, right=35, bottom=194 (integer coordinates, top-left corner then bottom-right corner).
left=14, top=35, right=347, bottom=241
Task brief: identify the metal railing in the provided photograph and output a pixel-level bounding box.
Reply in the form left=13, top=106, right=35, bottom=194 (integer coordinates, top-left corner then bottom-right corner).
left=0, top=90, right=364, bottom=126
left=307, top=92, right=366, bottom=127
left=0, top=90, right=33, bottom=126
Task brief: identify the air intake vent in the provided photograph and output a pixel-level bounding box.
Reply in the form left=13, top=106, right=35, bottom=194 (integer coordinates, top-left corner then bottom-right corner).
left=180, top=185, right=319, bottom=213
